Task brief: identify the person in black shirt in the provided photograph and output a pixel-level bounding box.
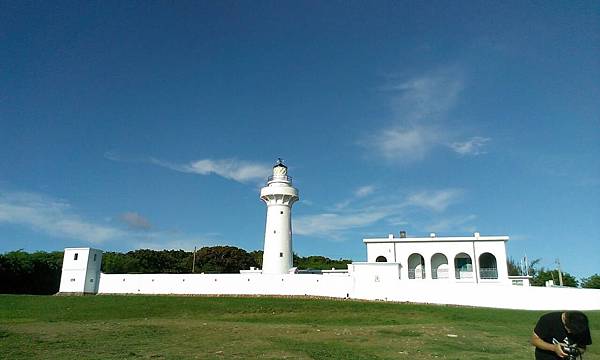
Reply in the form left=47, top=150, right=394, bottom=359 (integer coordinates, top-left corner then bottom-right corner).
left=531, top=311, right=592, bottom=359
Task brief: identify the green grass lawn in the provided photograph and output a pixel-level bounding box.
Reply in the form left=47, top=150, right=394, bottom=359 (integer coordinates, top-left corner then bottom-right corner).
left=0, top=295, right=598, bottom=359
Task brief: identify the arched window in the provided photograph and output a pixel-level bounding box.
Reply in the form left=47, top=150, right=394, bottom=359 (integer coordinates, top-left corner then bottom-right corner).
left=375, top=256, right=387, bottom=263
left=431, top=253, right=449, bottom=279
left=408, top=253, right=425, bottom=279
left=479, top=253, right=498, bottom=279
left=454, top=253, right=473, bottom=279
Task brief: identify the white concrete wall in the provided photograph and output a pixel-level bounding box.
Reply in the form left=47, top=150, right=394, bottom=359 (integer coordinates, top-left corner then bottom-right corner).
left=59, top=270, right=89, bottom=293
left=350, top=278, right=600, bottom=311
left=98, top=272, right=353, bottom=298
left=61, top=244, right=600, bottom=310
left=350, top=262, right=402, bottom=281
left=366, top=242, right=395, bottom=262
left=85, top=249, right=102, bottom=293
left=95, top=270, right=600, bottom=311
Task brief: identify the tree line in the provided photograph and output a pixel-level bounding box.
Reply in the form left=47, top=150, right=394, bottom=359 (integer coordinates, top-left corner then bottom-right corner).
left=506, top=257, right=600, bottom=288
left=1, top=249, right=598, bottom=295
left=100, top=247, right=351, bottom=274
left=0, top=246, right=353, bottom=294
left=0, top=250, right=64, bottom=295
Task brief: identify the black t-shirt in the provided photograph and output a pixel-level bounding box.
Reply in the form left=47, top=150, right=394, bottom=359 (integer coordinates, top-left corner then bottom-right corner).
left=534, top=312, right=592, bottom=360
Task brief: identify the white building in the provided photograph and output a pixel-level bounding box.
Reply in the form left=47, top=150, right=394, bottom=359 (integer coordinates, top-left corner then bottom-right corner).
left=58, top=160, right=600, bottom=310
left=363, top=232, right=510, bottom=285
left=58, top=248, right=103, bottom=295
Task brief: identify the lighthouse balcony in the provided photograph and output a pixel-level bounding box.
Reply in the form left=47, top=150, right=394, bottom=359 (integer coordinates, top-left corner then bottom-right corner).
left=267, top=174, right=292, bottom=183
left=260, top=185, right=299, bottom=200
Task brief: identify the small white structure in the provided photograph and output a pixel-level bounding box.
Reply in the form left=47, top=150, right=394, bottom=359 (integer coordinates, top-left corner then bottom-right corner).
left=58, top=248, right=102, bottom=295
left=509, top=275, right=533, bottom=287
left=58, top=160, right=600, bottom=310
left=260, top=159, right=299, bottom=274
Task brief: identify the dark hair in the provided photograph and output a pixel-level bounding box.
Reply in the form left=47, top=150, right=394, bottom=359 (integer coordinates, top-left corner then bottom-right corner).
left=565, top=311, right=589, bottom=336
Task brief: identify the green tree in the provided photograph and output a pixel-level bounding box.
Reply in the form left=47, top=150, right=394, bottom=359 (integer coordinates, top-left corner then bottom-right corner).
left=101, top=252, right=141, bottom=273
left=129, top=249, right=189, bottom=273
left=531, top=268, right=578, bottom=287
left=195, top=246, right=258, bottom=273
left=0, top=250, right=63, bottom=294
left=29, top=251, right=63, bottom=294
left=102, top=250, right=191, bottom=273
left=293, top=254, right=351, bottom=270
left=580, top=274, right=600, bottom=289
left=249, top=250, right=263, bottom=268
left=506, top=257, right=523, bottom=276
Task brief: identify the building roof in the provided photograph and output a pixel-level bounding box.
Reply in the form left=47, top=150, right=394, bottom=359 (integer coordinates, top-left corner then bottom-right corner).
left=363, top=234, right=509, bottom=244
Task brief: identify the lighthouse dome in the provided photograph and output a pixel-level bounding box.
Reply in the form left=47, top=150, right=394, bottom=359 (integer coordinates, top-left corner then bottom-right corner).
left=273, top=158, right=288, bottom=176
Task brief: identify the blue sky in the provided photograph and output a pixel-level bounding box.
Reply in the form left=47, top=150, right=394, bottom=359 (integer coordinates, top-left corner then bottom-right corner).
left=1, top=2, right=599, bottom=279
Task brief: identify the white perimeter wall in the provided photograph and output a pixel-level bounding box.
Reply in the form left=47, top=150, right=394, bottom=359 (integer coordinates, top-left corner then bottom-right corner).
left=350, top=278, right=600, bottom=311
left=98, top=273, right=352, bottom=298
left=96, top=271, right=600, bottom=311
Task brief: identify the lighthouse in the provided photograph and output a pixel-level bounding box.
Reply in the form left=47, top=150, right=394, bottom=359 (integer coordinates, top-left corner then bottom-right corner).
left=260, top=159, right=299, bottom=274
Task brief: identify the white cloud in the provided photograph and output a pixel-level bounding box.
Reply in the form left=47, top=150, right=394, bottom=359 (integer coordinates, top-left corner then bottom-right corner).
left=294, top=211, right=388, bottom=240
left=368, top=126, right=438, bottom=162
left=386, top=70, right=463, bottom=122
left=362, top=68, right=491, bottom=163
left=332, top=199, right=351, bottom=210
left=450, top=136, right=491, bottom=156
left=385, top=218, right=410, bottom=227
left=427, top=214, right=477, bottom=233
left=104, top=151, right=121, bottom=161
left=294, top=187, right=466, bottom=240
left=0, top=191, right=125, bottom=244
left=508, top=234, right=529, bottom=241
left=105, top=151, right=272, bottom=184
left=120, top=212, right=152, bottom=230
left=407, top=189, right=463, bottom=212
left=151, top=158, right=271, bottom=183
left=333, top=185, right=376, bottom=210
left=0, top=190, right=221, bottom=250
left=355, top=185, right=375, bottom=198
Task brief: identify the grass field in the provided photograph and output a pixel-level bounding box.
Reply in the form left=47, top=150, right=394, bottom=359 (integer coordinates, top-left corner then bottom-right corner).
left=0, top=295, right=598, bottom=359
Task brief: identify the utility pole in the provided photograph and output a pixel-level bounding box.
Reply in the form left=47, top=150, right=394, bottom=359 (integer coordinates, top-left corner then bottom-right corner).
left=192, top=246, right=196, bottom=273
left=522, top=254, right=529, bottom=276
left=555, top=258, right=563, bottom=286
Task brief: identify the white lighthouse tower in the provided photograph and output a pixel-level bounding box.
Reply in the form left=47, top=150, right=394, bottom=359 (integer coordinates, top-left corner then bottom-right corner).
left=260, top=159, right=299, bottom=274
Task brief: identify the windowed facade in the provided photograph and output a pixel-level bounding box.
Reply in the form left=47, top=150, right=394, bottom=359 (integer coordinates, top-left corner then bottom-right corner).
left=454, top=253, right=473, bottom=279
left=479, top=252, right=498, bottom=279
left=408, top=253, right=425, bottom=279
left=364, top=235, right=509, bottom=284
left=431, top=253, right=449, bottom=279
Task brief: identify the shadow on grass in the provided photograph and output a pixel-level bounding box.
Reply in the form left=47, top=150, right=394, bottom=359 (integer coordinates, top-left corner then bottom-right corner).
left=271, top=337, right=381, bottom=360
left=377, top=328, right=423, bottom=337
